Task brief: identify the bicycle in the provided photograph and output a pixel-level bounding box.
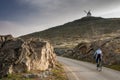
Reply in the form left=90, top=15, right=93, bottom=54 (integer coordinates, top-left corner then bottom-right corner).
left=96, top=59, right=102, bottom=71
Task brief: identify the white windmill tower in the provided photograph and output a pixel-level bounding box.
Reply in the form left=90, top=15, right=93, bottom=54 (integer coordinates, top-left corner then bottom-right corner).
left=84, top=10, right=92, bottom=17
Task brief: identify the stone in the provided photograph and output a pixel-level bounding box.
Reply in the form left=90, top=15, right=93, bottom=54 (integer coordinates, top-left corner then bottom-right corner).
left=0, top=35, right=56, bottom=78
left=63, top=36, right=120, bottom=65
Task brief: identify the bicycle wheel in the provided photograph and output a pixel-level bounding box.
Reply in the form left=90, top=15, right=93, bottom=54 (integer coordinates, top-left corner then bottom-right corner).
left=99, top=60, right=102, bottom=71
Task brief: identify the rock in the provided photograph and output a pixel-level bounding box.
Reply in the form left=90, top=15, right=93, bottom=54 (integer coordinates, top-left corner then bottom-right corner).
left=23, top=74, right=37, bottom=78
left=63, top=36, right=120, bottom=65
left=54, top=48, right=66, bottom=56
left=0, top=35, right=56, bottom=78
left=23, top=70, right=51, bottom=79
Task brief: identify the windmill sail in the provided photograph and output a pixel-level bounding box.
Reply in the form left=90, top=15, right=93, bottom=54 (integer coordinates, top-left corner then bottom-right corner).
left=84, top=10, right=92, bottom=17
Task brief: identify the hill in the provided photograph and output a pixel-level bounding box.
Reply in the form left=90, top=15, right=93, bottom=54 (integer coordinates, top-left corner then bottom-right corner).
left=20, top=16, right=120, bottom=48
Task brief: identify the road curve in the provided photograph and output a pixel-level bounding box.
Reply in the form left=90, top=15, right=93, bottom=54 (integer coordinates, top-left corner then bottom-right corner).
left=57, top=56, right=120, bottom=80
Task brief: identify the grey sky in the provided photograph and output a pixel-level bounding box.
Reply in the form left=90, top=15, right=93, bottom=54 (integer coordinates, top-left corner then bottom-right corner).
left=0, top=0, right=120, bottom=37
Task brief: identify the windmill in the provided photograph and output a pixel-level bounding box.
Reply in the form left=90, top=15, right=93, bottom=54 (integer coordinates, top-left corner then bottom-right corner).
left=84, top=10, right=92, bottom=17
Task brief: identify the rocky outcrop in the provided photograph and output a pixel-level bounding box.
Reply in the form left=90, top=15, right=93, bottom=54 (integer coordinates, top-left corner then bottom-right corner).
left=63, top=36, right=120, bottom=65
left=0, top=35, right=56, bottom=78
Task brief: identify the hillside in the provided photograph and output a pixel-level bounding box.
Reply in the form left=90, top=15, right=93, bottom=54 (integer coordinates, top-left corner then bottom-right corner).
left=20, top=16, right=120, bottom=48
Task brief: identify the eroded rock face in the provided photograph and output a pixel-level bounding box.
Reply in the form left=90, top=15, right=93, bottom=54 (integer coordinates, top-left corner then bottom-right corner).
left=63, top=36, right=120, bottom=65
left=0, top=35, right=56, bottom=78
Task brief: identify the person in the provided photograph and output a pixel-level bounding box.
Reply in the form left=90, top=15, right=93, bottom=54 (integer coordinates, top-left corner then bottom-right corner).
left=94, top=48, right=103, bottom=70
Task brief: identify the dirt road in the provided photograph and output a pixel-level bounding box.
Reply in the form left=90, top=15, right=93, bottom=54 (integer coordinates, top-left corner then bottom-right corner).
left=57, top=56, right=120, bottom=80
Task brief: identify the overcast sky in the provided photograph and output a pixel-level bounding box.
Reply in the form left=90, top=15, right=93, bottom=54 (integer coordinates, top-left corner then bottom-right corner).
left=0, top=0, right=120, bottom=37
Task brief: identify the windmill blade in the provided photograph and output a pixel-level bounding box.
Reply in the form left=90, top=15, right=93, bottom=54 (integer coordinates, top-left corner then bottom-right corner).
left=84, top=10, right=88, bottom=13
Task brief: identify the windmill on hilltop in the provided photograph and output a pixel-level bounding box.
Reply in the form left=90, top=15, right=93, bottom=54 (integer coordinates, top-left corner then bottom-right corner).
left=84, top=10, right=92, bottom=17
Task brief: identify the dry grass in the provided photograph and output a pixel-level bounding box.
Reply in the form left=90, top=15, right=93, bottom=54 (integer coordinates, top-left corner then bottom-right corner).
left=50, top=62, right=68, bottom=80
left=0, top=62, right=68, bottom=80
left=105, top=65, right=120, bottom=71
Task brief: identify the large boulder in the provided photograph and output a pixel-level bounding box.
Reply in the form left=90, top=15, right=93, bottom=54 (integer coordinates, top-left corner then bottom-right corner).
left=0, top=35, right=56, bottom=78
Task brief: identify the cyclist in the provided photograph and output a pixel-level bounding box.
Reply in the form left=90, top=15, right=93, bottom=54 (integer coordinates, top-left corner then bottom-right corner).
left=94, top=48, right=103, bottom=71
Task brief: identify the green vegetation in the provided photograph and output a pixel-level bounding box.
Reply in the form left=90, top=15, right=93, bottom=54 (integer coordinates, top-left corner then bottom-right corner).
left=51, top=62, right=68, bottom=80
left=0, top=74, right=33, bottom=80
left=105, top=65, right=120, bottom=71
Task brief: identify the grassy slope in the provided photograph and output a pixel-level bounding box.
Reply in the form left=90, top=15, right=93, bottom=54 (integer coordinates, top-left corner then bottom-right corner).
left=20, top=17, right=120, bottom=48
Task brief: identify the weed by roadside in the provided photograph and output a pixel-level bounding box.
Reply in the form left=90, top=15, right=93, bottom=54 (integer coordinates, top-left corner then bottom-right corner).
left=0, top=62, right=68, bottom=80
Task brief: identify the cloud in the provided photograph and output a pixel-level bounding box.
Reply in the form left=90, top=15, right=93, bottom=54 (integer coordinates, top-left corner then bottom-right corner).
left=0, top=21, right=47, bottom=37
left=0, top=0, right=120, bottom=36
left=17, top=0, right=120, bottom=20
left=0, top=21, right=22, bottom=36
left=1, top=0, right=120, bottom=23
